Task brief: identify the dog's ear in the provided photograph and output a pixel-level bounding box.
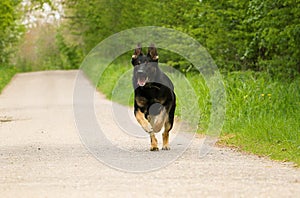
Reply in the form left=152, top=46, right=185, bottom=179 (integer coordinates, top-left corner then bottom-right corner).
left=131, top=43, right=144, bottom=66
left=132, top=43, right=143, bottom=59
left=147, top=43, right=159, bottom=61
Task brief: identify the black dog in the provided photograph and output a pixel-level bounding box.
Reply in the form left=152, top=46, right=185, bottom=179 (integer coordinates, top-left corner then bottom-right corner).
left=132, top=44, right=176, bottom=151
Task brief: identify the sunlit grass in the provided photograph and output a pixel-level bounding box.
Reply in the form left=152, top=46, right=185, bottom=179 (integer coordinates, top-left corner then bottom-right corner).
left=218, top=71, right=300, bottom=165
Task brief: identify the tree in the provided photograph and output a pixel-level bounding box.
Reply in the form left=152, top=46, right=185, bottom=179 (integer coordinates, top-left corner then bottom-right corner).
left=63, top=0, right=300, bottom=77
left=244, top=0, right=300, bottom=77
left=0, top=0, right=54, bottom=67
left=0, top=0, right=24, bottom=66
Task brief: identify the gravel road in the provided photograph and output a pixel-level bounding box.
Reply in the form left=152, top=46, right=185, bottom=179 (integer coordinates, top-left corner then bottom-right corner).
left=0, top=70, right=299, bottom=197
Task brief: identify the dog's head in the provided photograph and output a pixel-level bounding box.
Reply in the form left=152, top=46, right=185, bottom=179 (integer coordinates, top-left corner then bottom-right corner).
left=132, top=44, right=159, bottom=87
left=134, top=61, right=158, bottom=87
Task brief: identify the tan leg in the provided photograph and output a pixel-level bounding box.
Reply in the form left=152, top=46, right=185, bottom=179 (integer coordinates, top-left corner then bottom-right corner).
left=150, top=132, right=159, bottom=151
left=162, top=121, right=171, bottom=150
left=162, top=132, right=170, bottom=150
left=135, top=109, right=152, bottom=133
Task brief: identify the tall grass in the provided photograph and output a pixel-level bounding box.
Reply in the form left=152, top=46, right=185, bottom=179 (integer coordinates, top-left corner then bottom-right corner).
left=220, top=72, right=300, bottom=165
left=96, top=62, right=300, bottom=166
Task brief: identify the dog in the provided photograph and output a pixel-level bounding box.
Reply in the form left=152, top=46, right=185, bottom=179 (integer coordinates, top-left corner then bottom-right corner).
left=132, top=44, right=176, bottom=151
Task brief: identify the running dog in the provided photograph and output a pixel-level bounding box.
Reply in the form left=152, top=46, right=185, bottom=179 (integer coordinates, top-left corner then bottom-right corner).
left=132, top=44, right=176, bottom=151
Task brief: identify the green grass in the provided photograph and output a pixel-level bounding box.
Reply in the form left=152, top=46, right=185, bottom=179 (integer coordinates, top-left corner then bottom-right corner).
left=95, top=61, right=300, bottom=166
left=0, top=66, right=18, bottom=93
left=220, top=72, right=300, bottom=165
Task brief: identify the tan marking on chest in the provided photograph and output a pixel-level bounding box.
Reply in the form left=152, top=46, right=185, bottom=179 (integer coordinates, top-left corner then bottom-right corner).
left=135, top=96, right=148, bottom=107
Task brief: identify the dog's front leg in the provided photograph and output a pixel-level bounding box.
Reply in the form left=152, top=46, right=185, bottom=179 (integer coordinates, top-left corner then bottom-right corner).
left=135, top=109, right=152, bottom=132
left=135, top=109, right=159, bottom=151
left=150, top=132, right=159, bottom=151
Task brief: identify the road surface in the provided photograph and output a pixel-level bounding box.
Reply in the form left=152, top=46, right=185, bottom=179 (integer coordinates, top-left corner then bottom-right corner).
left=0, top=70, right=299, bottom=197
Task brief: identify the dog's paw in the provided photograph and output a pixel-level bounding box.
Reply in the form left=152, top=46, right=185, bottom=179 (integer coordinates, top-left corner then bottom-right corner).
left=162, top=146, right=170, bottom=150
left=150, top=146, right=159, bottom=151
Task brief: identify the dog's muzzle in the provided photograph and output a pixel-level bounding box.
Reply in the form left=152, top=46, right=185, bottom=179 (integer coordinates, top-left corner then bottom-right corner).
left=137, top=70, right=148, bottom=87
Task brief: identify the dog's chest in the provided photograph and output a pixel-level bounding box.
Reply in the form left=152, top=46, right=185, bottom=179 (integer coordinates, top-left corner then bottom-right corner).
left=135, top=85, right=167, bottom=106
left=137, top=85, right=161, bottom=98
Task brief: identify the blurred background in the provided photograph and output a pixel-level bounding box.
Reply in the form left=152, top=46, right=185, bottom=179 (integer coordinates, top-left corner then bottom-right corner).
left=1, top=0, right=299, bottom=76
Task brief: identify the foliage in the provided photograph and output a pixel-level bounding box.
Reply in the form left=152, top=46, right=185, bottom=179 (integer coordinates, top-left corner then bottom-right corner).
left=244, top=0, right=300, bottom=77
left=55, top=30, right=83, bottom=69
left=64, top=0, right=300, bottom=78
left=0, top=0, right=57, bottom=68
left=0, top=0, right=24, bottom=66
left=15, top=22, right=82, bottom=71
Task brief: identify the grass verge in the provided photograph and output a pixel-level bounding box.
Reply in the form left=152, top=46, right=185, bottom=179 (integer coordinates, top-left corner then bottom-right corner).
left=0, top=66, right=18, bottom=94
left=220, top=72, right=300, bottom=166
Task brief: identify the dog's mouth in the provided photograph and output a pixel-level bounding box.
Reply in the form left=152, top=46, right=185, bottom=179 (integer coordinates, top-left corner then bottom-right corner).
left=137, top=75, right=149, bottom=87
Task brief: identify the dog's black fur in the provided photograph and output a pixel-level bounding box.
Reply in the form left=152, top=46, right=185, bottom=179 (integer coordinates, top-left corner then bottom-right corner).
left=132, top=44, right=176, bottom=151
